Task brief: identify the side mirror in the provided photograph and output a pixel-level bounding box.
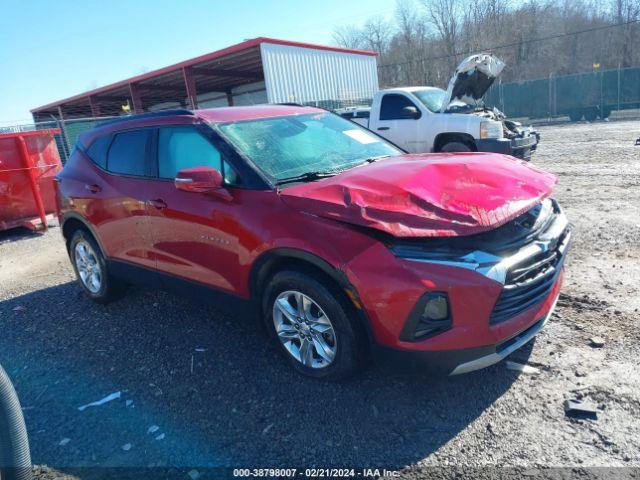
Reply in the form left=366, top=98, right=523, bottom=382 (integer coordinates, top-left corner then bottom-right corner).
left=401, top=105, right=421, bottom=119
left=175, top=166, right=223, bottom=193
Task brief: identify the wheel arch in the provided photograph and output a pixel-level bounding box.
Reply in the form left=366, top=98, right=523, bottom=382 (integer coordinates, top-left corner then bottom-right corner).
left=60, top=212, right=106, bottom=257
left=249, top=248, right=352, bottom=301
left=433, top=132, right=477, bottom=152
left=250, top=247, right=376, bottom=348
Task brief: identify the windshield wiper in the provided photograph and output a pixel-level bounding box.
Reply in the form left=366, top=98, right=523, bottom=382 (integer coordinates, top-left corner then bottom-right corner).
left=362, top=155, right=392, bottom=163
left=275, top=170, right=341, bottom=186
left=275, top=157, right=392, bottom=186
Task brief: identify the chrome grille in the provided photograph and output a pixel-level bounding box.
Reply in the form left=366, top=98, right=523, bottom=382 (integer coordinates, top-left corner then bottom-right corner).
left=489, top=229, right=570, bottom=325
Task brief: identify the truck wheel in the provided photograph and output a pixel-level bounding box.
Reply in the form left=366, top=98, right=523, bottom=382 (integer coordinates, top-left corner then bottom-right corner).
left=440, top=141, right=472, bottom=153
left=600, top=107, right=612, bottom=120
left=584, top=108, right=598, bottom=122
left=263, top=270, right=366, bottom=380
left=568, top=110, right=583, bottom=122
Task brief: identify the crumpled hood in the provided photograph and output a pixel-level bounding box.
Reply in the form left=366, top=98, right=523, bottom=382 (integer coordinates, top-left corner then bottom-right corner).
left=280, top=153, right=557, bottom=238
left=441, top=54, right=505, bottom=112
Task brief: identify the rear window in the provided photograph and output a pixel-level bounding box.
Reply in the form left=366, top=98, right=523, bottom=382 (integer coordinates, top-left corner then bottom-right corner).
left=107, top=130, right=150, bottom=176
left=85, top=135, right=111, bottom=169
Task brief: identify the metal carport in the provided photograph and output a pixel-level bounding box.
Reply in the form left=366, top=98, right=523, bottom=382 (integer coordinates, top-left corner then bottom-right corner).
left=31, top=37, right=378, bottom=122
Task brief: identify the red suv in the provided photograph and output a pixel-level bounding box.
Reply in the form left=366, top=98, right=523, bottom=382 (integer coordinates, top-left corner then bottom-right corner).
left=56, top=106, right=570, bottom=380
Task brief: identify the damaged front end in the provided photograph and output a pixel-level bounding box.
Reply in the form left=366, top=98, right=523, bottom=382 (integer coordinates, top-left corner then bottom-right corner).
left=472, top=106, right=541, bottom=160
left=389, top=197, right=570, bottom=292
left=280, top=150, right=569, bottom=375
left=442, top=53, right=540, bottom=160
left=280, top=152, right=557, bottom=238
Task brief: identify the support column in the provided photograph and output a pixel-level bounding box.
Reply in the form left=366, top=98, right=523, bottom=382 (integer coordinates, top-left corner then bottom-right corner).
left=16, top=136, right=48, bottom=230
left=129, top=83, right=143, bottom=113
left=88, top=96, right=101, bottom=117
left=182, top=67, right=198, bottom=110
left=226, top=90, right=234, bottom=106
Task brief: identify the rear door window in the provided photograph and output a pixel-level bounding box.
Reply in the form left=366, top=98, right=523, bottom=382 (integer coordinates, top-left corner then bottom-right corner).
left=380, top=94, right=419, bottom=120
left=107, top=130, right=150, bottom=176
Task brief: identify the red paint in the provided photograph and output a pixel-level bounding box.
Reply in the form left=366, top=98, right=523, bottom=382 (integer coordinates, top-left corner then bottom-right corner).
left=282, top=152, right=557, bottom=237
left=344, top=241, right=563, bottom=349
left=0, top=129, right=62, bottom=231
left=56, top=108, right=567, bottom=368
left=174, top=166, right=224, bottom=193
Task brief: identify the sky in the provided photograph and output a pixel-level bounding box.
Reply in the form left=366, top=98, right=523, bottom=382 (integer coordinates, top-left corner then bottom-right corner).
left=0, top=0, right=395, bottom=125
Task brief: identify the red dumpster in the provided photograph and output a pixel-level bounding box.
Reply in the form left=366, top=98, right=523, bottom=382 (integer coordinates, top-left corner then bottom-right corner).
left=0, top=129, right=62, bottom=232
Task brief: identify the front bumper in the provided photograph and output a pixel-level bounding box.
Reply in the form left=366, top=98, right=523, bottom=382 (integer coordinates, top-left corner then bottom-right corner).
left=346, top=199, right=569, bottom=375
left=476, top=132, right=539, bottom=160
left=370, top=271, right=562, bottom=375
left=449, top=293, right=557, bottom=375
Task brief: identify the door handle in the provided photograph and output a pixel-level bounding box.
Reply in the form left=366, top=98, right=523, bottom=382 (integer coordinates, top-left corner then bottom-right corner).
left=148, top=198, right=168, bottom=210
left=85, top=184, right=101, bottom=193
left=377, top=127, right=390, bottom=131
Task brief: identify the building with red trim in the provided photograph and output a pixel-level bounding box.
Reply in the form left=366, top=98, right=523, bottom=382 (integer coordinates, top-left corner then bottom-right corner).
left=31, top=37, right=379, bottom=121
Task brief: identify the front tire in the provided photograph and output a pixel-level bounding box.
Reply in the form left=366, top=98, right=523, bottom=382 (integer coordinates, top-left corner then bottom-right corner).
left=262, top=271, right=366, bottom=380
left=568, top=110, right=583, bottom=122
left=584, top=107, right=598, bottom=122
left=69, top=230, right=124, bottom=303
left=440, top=141, right=472, bottom=153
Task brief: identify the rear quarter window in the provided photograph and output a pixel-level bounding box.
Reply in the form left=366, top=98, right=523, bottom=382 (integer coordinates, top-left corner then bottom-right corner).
left=85, top=135, right=111, bottom=169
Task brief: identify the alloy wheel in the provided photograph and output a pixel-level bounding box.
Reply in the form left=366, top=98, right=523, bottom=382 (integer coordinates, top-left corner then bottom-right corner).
left=272, top=290, right=337, bottom=368
left=74, top=240, right=102, bottom=294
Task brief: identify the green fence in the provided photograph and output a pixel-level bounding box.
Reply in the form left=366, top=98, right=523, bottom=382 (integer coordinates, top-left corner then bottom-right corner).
left=0, top=117, right=119, bottom=163
left=485, top=66, right=640, bottom=121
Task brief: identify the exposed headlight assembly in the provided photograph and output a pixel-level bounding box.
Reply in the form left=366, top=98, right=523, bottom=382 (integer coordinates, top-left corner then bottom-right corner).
left=389, top=244, right=507, bottom=284
left=480, top=120, right=504, bottom=139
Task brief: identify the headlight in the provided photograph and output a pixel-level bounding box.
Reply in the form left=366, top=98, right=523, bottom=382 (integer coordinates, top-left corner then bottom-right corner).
left=389, top=243, right=507, bottom=283
left=389, top=244, right=475, bottom=263
left=480, top=120, right=504, bottom=139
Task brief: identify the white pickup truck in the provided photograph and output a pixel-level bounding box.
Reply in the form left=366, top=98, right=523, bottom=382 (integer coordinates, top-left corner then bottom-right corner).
left=338, top=54, right=539, bottom=160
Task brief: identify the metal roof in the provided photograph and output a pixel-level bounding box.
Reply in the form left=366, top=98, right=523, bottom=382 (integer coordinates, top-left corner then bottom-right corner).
left=31, top=37, right=376, bottom=119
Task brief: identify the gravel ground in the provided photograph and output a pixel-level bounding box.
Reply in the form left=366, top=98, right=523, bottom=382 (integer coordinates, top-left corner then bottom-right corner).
left=1, top=120, right=639, bottom=479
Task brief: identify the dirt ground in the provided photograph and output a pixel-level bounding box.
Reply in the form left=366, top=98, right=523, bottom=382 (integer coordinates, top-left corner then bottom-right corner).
left=1, top=120, right=639, bottom=479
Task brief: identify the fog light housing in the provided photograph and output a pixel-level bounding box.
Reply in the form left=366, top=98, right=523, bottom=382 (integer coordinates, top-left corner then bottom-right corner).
left=400, top=292, right=452, bottom=341
left=423, top=295, right=449, bottom=321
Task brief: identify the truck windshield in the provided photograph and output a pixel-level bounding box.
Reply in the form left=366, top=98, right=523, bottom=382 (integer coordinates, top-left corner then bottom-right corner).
left=217, top=112, right=401, bottom=183
left=412, top=88, right=447, bottom=112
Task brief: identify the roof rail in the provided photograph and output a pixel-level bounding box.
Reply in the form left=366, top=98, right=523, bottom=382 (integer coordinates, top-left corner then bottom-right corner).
left=96, top=109, right=194, bottom=127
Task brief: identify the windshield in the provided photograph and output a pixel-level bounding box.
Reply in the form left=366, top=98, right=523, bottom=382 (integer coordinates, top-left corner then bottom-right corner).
left=412, top=88, right=447, bottom=112
left=216, top=112, right=401, bottom=183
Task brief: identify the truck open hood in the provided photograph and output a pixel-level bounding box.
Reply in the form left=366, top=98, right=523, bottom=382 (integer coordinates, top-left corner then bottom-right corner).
left=280, top=153, right=557, bottom=238
left=440, top=54, right=505, bottom=113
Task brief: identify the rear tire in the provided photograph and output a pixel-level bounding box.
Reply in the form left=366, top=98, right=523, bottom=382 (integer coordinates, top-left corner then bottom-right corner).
left=262, top=270, right=366, bottom=380
left=68, top=230, right=125, bottom=303
left=440, top=141, right=472, bottom=153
